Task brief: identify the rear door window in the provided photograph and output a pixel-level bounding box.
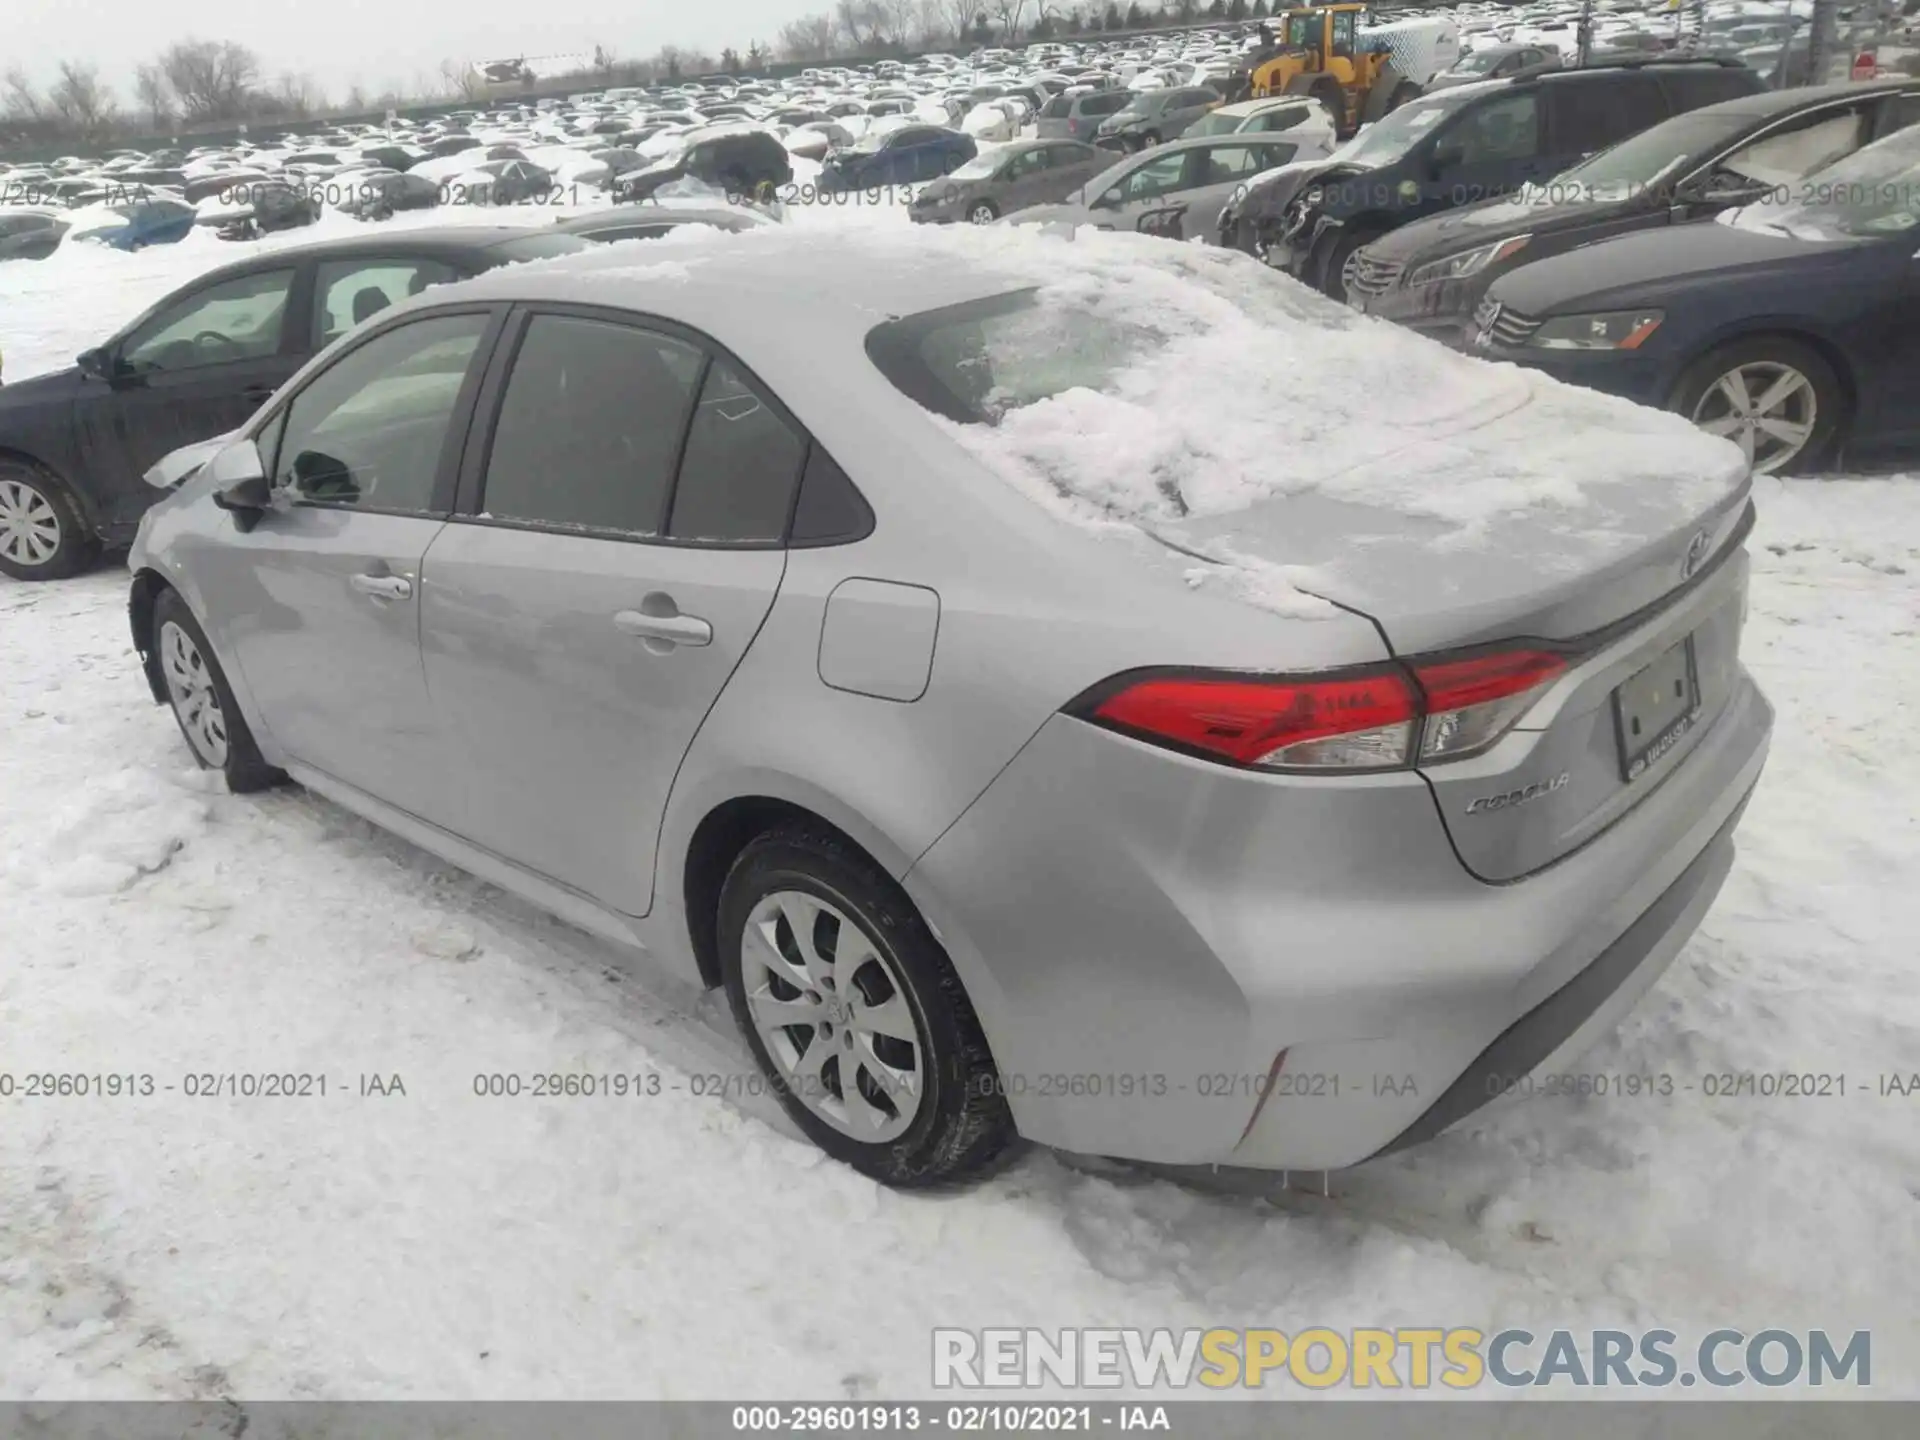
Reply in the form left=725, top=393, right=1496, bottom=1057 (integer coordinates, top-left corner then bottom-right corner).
left=479, top=314, right=702, bottom=536
left=1548, top=73, right=1665, bottom=156
left=1657, top=66, right=1764, bottom=114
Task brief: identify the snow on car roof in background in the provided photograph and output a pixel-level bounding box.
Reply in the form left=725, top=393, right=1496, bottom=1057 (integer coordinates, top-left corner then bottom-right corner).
left=454, top=222, right=1747, bottom=552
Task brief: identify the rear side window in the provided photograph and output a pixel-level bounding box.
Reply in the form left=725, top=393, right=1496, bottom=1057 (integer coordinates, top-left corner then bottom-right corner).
left=1080, top=93, right=1129, bottom=116
left=480, top=314, right=702, bottom=535
left=1041, top=96, right=1071, bottom=119
left=1549, top=73, right=1665, bottom=154
left=1657, top=67, right=1765, bottom=114
left=666, top=360, right=807, bottom=544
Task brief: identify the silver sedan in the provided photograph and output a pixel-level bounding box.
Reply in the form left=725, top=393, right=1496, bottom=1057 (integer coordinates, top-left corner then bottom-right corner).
left=1009, top=131, right=1333, bottom=240
left=128, top=225, right=1770, bottom=1187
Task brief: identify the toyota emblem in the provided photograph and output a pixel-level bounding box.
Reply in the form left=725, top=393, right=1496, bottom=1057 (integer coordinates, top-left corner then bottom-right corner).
left=1682, top=529, right=1712, bottom=579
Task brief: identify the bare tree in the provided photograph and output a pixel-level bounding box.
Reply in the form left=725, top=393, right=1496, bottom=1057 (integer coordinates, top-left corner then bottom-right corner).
left=346, top=83, right=370, bottom=112
left=778, top=13, right=839, bottom=59
left=133, top=63, right=174, bottom=127
left=158, top=39, right=259, bottom=122
left=1, top=67, right=45, bottom=121
left=885, top=0, right=925, bottom=45
left=941, top=0, right=989, bottom=42
left=594, top=44, right=618, bottom=80
left=47, top=61, right=117, bottom=133
left=270, top=71, right=325, bottom=118
left=991, top=0, right=1030, bottom=39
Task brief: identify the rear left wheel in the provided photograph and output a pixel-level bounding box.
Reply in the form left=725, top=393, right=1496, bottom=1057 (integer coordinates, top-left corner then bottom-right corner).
left=719, top=827, right=1015, bottom=1187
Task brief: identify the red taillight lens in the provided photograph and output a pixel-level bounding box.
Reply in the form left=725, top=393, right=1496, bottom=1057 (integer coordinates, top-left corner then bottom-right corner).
left=1414, top=649, right=1567, bottom=762
left=1085, top=669, right=1419, bottom=771
left=1075, top=648, right=1568, bottom=773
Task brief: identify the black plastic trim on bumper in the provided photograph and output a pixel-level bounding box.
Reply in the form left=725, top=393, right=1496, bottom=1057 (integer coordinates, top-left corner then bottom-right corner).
left=1366, top=789, right=1753, bottom=1161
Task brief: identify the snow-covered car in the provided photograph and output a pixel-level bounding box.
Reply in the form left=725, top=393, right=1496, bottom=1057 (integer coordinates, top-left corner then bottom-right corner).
left=63, top=197, right=196, bottom=251
left=0, top=208, right=67, bottom=262
left=125, top=225, right=1769, bottom=1190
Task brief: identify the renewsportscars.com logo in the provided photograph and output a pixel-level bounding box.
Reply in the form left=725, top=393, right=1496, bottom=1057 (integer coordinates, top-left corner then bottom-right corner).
left=932, top=1327, right=1872, bottom=1391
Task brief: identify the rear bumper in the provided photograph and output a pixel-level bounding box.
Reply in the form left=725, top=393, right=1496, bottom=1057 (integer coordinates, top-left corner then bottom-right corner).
left=905, top=664, right=1771, bottom=1172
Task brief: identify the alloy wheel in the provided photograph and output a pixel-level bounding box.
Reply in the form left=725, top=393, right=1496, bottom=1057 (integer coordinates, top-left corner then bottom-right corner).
left=1690, top=361, right=1817, bottom=475
left=0, top=478, right=60, bottom=569
left=740, top=889, right=925, bottom=1142
left=969, top=203, right=996, bottom=224
left=159, top=620, right=231, bottom=768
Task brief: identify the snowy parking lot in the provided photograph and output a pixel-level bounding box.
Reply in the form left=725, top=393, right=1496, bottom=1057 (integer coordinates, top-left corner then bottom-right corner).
left=2, top=210, right=1917, bottom=1399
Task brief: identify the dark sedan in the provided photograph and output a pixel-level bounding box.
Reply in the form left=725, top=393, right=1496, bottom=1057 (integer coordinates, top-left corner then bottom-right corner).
left=1349, top=80, right=1920, bottom=340
left=817, top=125, right=976, bottom=191
left=1469, top=126, right=1920, bottom=474
left=0, top=227, right=589, bottom=580
left=909, top=138, right=1109, bottom=223
left=0, top=210, right=67, bottom=262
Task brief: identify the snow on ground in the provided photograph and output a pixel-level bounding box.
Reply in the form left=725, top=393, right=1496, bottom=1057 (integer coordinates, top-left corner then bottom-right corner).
left=2, top=216, right=1919, bottom=1401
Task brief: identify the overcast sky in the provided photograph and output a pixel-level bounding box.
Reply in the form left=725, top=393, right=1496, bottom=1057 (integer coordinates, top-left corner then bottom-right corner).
left=14, top=0, right=813, bottom=105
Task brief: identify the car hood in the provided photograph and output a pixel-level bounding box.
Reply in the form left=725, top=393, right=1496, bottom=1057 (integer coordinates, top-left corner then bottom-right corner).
left=1487, top=219, right=1858, bottom=313
left=1237, top=157, right=1342, bottom=218
left=0, top=364, right=83, bottom=407
left=143, top=428, right=240, bottom=490
left=1364, top=185, right=1643, bottom=264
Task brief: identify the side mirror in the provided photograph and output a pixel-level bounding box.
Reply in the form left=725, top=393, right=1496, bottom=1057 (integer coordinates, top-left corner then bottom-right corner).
left=76, top=346, right=112, bottom=380
left=206, top=439, right=271, bottom=531
left=1093, top=187, right=1123, bottom=208
left=1429, top=141, right=1465, bottom=176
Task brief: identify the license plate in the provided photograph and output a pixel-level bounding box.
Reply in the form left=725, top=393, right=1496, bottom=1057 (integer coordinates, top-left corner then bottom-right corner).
left=1612, top=636, right=1702, bottom=782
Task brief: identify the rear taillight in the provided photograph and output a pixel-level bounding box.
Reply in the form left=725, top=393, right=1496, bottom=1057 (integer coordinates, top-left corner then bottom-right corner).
left=1412, top=649, right=1567, bottom=763
left=1071, top=648, right=1566, bottom=774
left=1084, top=669, right=1417, bottom=771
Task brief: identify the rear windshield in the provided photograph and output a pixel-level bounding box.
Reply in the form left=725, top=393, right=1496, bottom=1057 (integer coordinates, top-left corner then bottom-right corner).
left=866, top=290, right=1135, bottom=425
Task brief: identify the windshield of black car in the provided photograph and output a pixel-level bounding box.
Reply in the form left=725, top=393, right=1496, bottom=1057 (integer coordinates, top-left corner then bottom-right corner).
left=1330, top=90, right=1475, bottom=168
left=1731, top=124, right=1920, bottom=240
left=1546, top=112, right=1754, bottom=201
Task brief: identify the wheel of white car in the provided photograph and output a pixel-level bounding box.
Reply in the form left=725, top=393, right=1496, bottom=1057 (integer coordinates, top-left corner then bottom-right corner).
left=1671, top=336, right=1843, bottom=476
left=719, top=826, right=1015, bottom=1187
left=0, top=461, right=97, bottom=582
left=151, top=587, right=284, bottom=792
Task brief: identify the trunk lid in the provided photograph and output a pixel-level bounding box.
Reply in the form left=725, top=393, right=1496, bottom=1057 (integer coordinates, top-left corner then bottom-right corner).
left=1140, top=384, right=1752, bottom=884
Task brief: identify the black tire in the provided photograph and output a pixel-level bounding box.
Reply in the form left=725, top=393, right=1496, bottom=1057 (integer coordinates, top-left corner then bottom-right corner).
left=719, top=826, right=1015, bottom=1187
left=150, top=588, right=284, bottom=793
left=0, top=459, right=99, bottom=582
left=967, top=199, right=999, bottom=224
left=1668, top=336, right=1845, bottom=475
left=1316, top=225, right=1382, bottom=302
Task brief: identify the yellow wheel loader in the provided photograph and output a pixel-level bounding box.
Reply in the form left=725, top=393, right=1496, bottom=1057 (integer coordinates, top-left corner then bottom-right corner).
left=1240, top=4, right=1427, bottom=139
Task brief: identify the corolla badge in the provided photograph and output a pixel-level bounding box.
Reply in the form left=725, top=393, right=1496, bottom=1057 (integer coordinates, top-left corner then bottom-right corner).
left=1465, top=772, right=1570, bottom=816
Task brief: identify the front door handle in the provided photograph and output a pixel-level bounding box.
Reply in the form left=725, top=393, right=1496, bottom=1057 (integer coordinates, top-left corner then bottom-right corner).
left=241, top=383, right=276, bottom=403
left=613, top=609, right=712, bottom=647
left=350, top=572, right=412, bottom=601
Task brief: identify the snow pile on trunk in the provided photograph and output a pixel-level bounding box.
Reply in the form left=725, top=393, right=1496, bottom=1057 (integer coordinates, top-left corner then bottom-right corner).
left=886, top=227, right=1745, bottom=551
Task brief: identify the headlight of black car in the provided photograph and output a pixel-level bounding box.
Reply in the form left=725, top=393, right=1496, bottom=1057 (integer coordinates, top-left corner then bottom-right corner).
left=1528, top=309, right=1665, bottom=351
left=1405, top=234, right=1531, bottom=287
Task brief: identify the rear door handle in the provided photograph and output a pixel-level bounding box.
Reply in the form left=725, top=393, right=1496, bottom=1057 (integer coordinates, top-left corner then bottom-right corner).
left=613, top=609, right=712, bottom=647
left=241, top=384, right=276, bottom=403
left=350, top=573, right=412, bottom=600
